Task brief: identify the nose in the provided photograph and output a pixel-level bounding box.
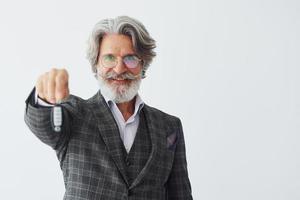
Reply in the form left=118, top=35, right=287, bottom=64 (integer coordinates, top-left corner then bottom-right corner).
left=113, top=58, right=127, bottom=75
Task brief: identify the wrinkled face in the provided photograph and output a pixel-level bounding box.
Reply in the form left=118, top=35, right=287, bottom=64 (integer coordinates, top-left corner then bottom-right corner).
left=96, top=34, right=143, bottom=103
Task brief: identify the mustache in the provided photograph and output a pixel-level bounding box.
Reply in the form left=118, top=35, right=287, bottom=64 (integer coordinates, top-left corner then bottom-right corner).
left=99, top=71, right=141, bottom=80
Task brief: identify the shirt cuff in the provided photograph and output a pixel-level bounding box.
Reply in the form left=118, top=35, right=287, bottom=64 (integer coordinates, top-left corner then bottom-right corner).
left=34, top=90, right=54, bottom=107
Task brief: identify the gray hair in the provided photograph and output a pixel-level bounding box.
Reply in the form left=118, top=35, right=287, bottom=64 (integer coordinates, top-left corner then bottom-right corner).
left=86, top=16, right=156, bottom=78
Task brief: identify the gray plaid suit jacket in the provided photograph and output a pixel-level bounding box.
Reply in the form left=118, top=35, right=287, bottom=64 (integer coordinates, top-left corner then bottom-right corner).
left=24, top=88, right=193, bottom=200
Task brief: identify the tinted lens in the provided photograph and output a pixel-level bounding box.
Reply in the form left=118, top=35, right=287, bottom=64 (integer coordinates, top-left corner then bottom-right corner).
left=123, top=55, right=140, bottom=68
left=102, top=54, right=117, bottom=67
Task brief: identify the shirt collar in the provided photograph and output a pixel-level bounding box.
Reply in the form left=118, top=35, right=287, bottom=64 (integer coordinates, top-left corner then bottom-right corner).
left=101, top=92, right=145, bottom=116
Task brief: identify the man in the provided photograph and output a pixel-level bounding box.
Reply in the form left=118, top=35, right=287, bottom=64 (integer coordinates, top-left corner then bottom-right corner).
left=24, top=16, right=193, bottom=200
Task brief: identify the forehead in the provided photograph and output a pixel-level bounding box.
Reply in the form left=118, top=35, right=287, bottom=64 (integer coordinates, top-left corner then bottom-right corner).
left=100, top=34, right=135, bottom=55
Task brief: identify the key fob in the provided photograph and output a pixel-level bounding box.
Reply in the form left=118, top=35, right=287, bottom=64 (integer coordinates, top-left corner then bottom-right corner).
left=51, top=105, right=63, bottom=132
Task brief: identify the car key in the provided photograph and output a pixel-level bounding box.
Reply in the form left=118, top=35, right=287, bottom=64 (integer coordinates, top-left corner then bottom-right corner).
left=51, top=105, right=63, bottom=132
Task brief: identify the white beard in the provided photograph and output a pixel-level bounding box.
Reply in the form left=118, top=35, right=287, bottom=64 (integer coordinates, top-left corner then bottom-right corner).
left=97, top=75, right=141, bottom=103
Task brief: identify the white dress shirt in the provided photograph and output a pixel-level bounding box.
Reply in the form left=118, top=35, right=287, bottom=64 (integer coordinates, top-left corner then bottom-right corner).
left=103, top=95, right=144, bottom=153
left=34, top=91, right=144, bottom=153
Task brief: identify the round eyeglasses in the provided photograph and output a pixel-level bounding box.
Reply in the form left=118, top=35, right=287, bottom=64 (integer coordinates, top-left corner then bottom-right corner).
left=100, top=54, right=142, bottom=69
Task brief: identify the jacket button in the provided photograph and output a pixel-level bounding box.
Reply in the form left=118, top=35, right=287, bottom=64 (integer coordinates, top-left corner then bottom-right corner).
left=126, top=160, right=131, bottom=166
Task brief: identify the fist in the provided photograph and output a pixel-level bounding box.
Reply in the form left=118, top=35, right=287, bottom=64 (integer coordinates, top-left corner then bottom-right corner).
left=36, top=68, right=69, bottom=104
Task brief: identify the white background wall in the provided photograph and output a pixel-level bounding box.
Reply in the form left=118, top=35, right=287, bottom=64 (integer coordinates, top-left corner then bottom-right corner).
left=0, top=0, right=299, bottom=199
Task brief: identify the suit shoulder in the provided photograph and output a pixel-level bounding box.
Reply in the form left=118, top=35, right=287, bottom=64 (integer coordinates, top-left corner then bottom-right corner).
left=144, top=104, right=181, bottom=125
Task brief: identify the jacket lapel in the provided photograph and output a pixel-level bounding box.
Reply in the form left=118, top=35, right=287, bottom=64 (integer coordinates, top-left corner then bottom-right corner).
left=88, top=90, right=169, bottom=189
left=129, top=104, right=164, bottom=189
left=88, top=90, right=129, bottom=186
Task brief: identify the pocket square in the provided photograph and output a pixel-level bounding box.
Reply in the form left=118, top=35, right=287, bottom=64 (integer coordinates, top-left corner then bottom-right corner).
left=166, top=132, right=178, bottom=151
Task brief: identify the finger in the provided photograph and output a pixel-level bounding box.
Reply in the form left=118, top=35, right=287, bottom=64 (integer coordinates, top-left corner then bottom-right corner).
left=36, top=75, right=45, bottom=99
left=48, top=70, right=56, bottom=104
left=43, top=73, right=49, bottom=102
left=55, top=72, right=69, bottom=102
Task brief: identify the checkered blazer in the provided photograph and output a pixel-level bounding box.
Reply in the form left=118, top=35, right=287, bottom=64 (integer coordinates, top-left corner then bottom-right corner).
left=24, top=88, right=193, bottom=200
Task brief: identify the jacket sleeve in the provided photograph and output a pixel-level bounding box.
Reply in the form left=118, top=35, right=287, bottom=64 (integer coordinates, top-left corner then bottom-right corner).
left=24, top=87, right=72, bottom=156
left=166, top=119, right=193, bottom=200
